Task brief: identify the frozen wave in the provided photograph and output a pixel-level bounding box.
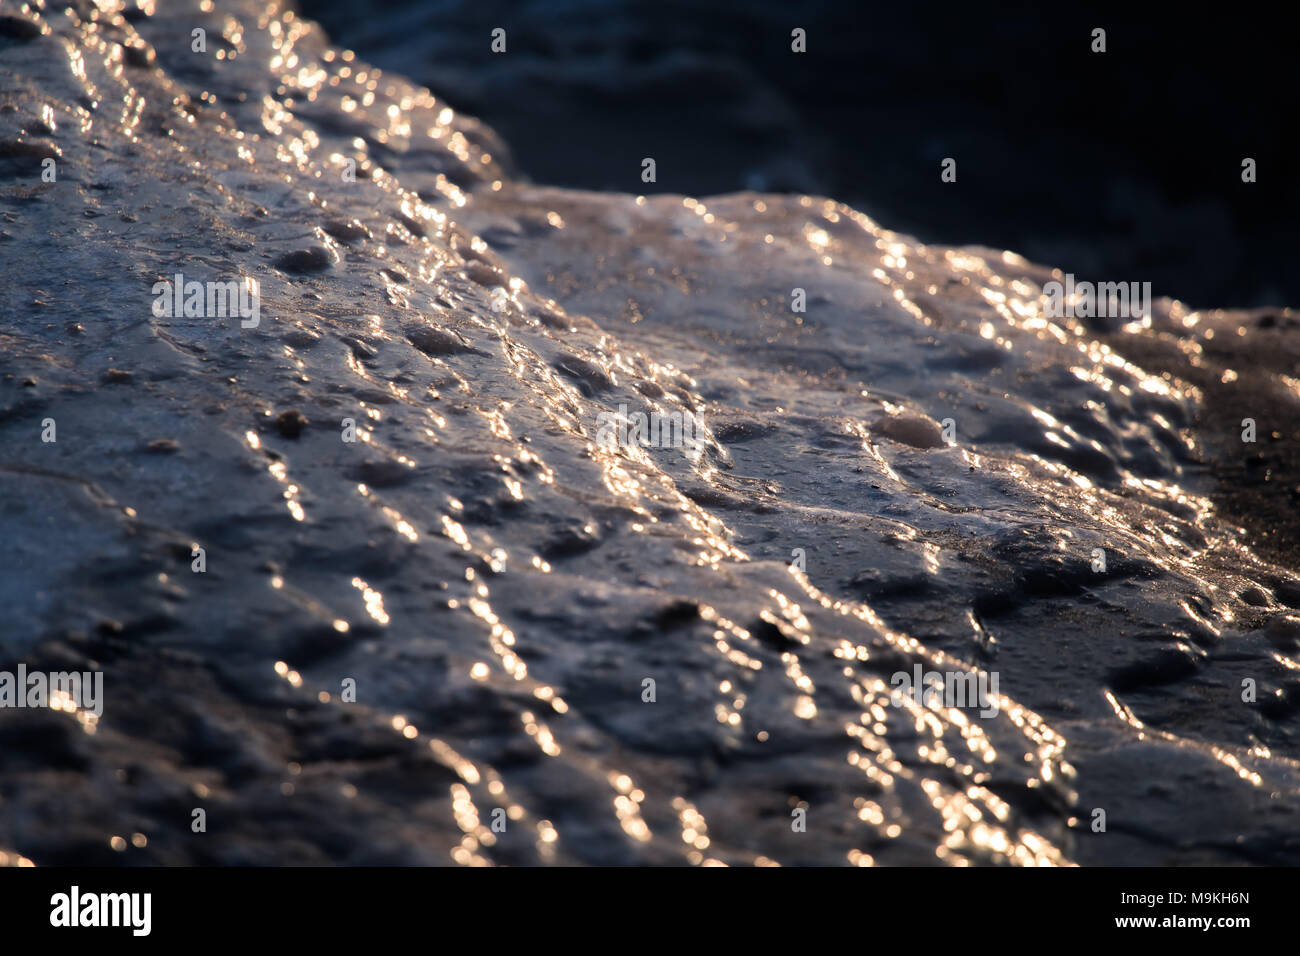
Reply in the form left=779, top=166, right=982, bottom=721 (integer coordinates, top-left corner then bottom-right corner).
left=1, top=0, right=1299, bottom=865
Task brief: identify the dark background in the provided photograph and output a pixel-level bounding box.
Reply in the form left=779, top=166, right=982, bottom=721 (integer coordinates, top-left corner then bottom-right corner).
left=299, top=0, right=1298, bottom=309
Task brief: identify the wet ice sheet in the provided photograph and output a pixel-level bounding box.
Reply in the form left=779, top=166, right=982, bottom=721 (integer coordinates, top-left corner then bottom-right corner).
left=1, top=0, right=1299, bottom=866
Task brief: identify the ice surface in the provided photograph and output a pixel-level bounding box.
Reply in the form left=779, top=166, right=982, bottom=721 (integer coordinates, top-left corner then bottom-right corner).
left=1, top=0, right=1299, bottom=865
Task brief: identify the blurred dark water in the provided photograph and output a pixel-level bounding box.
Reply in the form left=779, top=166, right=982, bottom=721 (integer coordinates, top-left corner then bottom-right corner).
left=300, top=0, right=1298, bottom=310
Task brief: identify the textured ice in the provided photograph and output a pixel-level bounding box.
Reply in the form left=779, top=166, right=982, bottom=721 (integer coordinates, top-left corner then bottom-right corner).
left=1, top=0, right=1299, bottom=866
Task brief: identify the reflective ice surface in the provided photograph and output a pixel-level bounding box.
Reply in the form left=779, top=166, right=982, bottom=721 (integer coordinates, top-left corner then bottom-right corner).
left=2, top=0, right=1299, bottom=865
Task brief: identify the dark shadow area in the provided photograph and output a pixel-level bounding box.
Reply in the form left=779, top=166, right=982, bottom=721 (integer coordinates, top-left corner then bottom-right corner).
left=299, top=0, right=1297, bottom=309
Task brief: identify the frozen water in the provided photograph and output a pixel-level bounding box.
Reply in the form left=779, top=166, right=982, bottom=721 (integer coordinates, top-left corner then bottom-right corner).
left=1, top=0, right=1299, bottom=865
